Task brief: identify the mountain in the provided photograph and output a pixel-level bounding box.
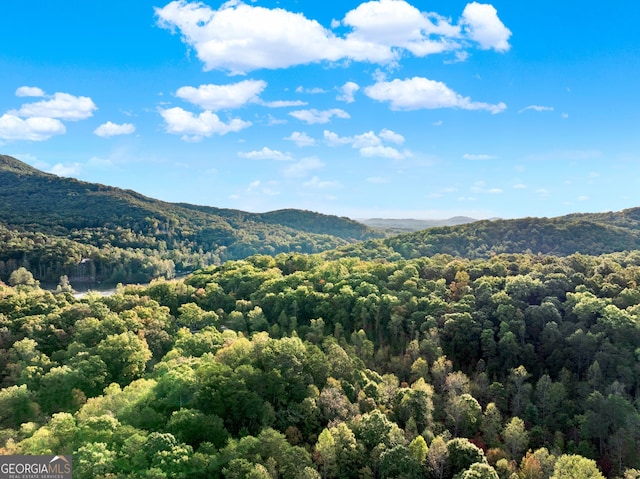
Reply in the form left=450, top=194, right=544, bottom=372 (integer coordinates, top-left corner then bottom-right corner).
left=327, top=211, right=640, bottom=261
left=0, top=154, right=381, bottom=283
left=361, top=216, right=479, bottom=233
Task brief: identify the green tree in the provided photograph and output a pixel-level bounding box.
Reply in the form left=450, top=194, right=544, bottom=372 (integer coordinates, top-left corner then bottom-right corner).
left=459, top=462, right=499, bottom=479
left=96, top=331, right=152, bottom=384
left=503, top=417, right=528, bottom=460
left=550, top=455, right=604, bottom=479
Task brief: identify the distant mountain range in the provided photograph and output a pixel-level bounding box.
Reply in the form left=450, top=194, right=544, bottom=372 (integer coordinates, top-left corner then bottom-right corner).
left=361, top=216, right=479, bottom=233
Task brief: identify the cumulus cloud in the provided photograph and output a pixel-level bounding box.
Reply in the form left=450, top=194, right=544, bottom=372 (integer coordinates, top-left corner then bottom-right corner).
left=360, top=145, right=406, bottom=159
left=15, top=86, right=45, bottom=97
left=379, top=128, right=405, bottom=144
left=156, top=1, right=366, bottom=74
left=94, top=121, right=136, bottom=138
left=324, top=128, right=409, bottom=159
left=238, top=147, right=292, bottom=161
left=324, top=130, right=353, bottom=147
left=49, top=162, right=82, bottom=177
left=284, top=131, right=316, bottom=147
left=518, top=105, right=554, bottom=114
left=156, top=0, right=510, bottom=74
left=289, top=108, right=350, bottom=124
left=461, top=2, right=511, bottom=51
left=283, top=157, right=325, bottom=178
left=0, top=114, right=66, bottom=141
left=13, top=92, right=97, bottom=120
left=337, top=81, right=360, bottom=103
left=364, top=76, right=506, bottom=113
left=342, top=0, right=460, bottom=57
left=159, top=107, right=251, bottom=141
left=175, top=80, right=266, bottom=110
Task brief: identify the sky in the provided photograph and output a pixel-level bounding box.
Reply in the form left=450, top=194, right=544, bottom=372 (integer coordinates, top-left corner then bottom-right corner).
left=1, top=0, right=640, bottom=221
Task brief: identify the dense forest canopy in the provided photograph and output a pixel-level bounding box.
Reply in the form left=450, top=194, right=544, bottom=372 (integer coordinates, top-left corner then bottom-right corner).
left=1, top=250, right=640, bottom=477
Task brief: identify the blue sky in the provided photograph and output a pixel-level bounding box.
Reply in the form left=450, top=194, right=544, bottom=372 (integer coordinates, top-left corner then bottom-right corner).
left=1, top=0, right=639, bottom=220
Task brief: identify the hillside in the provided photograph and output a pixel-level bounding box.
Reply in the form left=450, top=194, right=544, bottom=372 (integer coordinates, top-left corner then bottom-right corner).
left=0, top=154, right=381, bottom=283
left=361, top=216, right=479, bottom=233
left=328, top=212, right=640, bottom=261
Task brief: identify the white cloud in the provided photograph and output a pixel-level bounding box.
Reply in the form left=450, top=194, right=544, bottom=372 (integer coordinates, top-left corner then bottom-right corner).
left=324, top=130, right=353, bottom=147
left=260, top=100, right=307, bottom=108
left=379, top=128, right=404, bottom=144
left=49, top=162, right=82, bottom=177
left=470, top=180, right=502, bottom=194
left=284, top=131, right=316, bottom=147
left=289, top=108, right=350, bottom=124
left=160, top=107, right=251, bottom=141
left=303, top=176, right=342, bottom=189
left=155, top=1, right=372, bottom=74
left=518, top=105, right=554, bottom=114
left=461, top=2, right=511, bottom=52
left=337, top=81, right=360, bottom=103
left=156, top=0, right=510, bottom=74
left=13, top=92, right=97, bottom=120
left=561, top=113, right=569, bottom=119
left=578, top=195, right=589, bottom=201
left=342, top=0, right=460, bottom=57
left=176, top=80, right=266, bottom=110
left=360, top=145, right=406, bottom=159
left=283, top=157, right=325, bottom=177
left=444, top=50, right=470, bottom=64
left=324, top=128, right=409, bottom=159
left=15, top=86, right=45, bottom=97
left=238, top=147, right=292, bottom=161
left=463, top=154, right=497, bottom=160
left=0, top=114, right=66, bottom=141
left=512, top=183, right=527, bottom=189
left=94, top=121, right=136, bottom=138
left=365, top=76, right=506, bottom=113
left=296, top=86, right=327, bottom=94
left=352, top=131, right=382, bottom=148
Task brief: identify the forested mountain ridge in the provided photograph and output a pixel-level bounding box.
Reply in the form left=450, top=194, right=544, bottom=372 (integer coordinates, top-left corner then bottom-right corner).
left=0, top=155, right=380, bottom=283
left=361, top=216, right=479, bottom=233
left=328, top=212, right=640, bottom=261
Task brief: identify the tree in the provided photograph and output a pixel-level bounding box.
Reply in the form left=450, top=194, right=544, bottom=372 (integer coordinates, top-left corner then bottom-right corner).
left=503, top=417, right=528, bottom=460
left=315, top=429, right=337, bottom=479
left=445, top=393, right=482, bottom=437
left=481, top=403, right=502, bottom=449
left=447, top=438, right=486, bottom=478
left=378, top=445, right=422, bottom=479
left=0, top=384, right=41, bottom=428
left=8, top=267, right=38, bottom=287
left=408, top=435, right=428, bottom=464
left=95, top=331, right=152, bottom=384
left=459, top=462, right=499, bottom=479
left=550, top=455, right=604, bottom=479
left=427, top=436, right=449, bottom=479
